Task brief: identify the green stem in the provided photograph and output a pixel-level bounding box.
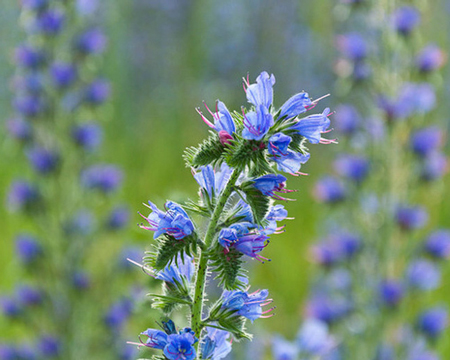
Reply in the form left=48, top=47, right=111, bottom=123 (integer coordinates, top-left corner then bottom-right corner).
left=191, top=168, right=240, bottom=355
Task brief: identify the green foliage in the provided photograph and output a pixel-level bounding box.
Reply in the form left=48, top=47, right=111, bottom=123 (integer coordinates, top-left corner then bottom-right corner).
left=287, top=132, right=309, bottom=155
left=237, top=183, right=271, bottom=226
left=183, top=131, right=224, bottom=168
left=206, top=305, right=252, bottom=340
left=209, top=245, right=246, bottom=290
left=183, top=199, right=211, bottom=218
left=150, top=278, right=193, bottom=314
left=144, top=234, right=197, bottom=271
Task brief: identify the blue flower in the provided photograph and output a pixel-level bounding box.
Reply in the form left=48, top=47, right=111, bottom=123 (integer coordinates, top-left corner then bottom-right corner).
left=164, top=332, right=197, bottom=360
left=221, top=288, right=272, bottom=322
left=407, top=259, right=441, bottom=291
left=140, top=201, right=194, bottom=240
left=34, top=9, right=65, bottom=35
left=424, top=230, right=450, bottom=259
left=72, top=122, right=103, bottom=151
left=26, top=146, right=59, bottom=174
left=395, top=205, right=428, bottom=231
left=7, top=180, right=40, bottom=212
left=297, top=319, right=334, bottom=355
left=14, top=44, right=46, bottom=69
left=263, top=204, right=288, bottom=235
left=252, top=174, right=294, bottom=200
left=272, top=335, right=298, bottom=360
left=15, top=234, right=42, bottom=264
left=313, top=176, right=347, bottom=203
left=416, top=44, right=446, bottom=72
left=417, top=307, right=448, bottom=338
left=72, top=271, right=91, bottom=290
left=13, top=95, right=45, bottom=117
left=81, top=164, right=123, bottom=193
left=155, top=253, right=195, bottom=284
left=410, top=126, right=443, bottom=157
left=336, top=33, right=368, bottom=61
left=196, top=100, right=236, bottom=136
left=245, top=71, right=275, bottom=109
left=84, top=79, right=111, bottom=105
left=268, top=133, right=310, bottom=174
left=7, top=118, right=32, bottom=141
left=16, top=285, right=43, bottom=306
left=305, top=295, right=352, bottom=324
left=278, top=92, right=312, bottom=120
left=76, top=28, right=107, bottom=55
left=288, top=108, right=331, bottom=144
left=201, top=327, right=232, bottom=360
left=50, top=62, right=77, bottom=88
left=193, top=163, right=233, bottom=199
left=333, top=154, right=370, bottom=183
left=379, top=279, right=404, bottom=307
left=0, top=297, right=21, bottom=318
left=242, top=104, right=274, bottom=140
left=107, top=205, right=130, bottom=230
left=334, top=104, right=360, bottom=135
left=140, top=329, right=169, bottom=349
left=21, top=0, right=48, bottom=11
left=392, top=6, right=421, bottom=36
left=421, top=152, right=447, bottom=181
left=104, top=297, right=133, bottom=330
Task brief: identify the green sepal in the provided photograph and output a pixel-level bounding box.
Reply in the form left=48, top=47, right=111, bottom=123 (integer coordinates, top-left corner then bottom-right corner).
left=286, top=132, right=309, bottom=155
left=205, top=307, right=252, bottom=340
left=144, top=234, right=197, bottom=271
left=209, top=245, right=246, bottom=290
left=183, top=131, right=224, bottom=168
left=236, top=182, right=271, bottom=227
left=183, top=199, right=211, bottom=218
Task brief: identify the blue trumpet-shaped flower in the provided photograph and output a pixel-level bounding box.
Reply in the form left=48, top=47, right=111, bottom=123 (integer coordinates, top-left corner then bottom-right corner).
left=417, top=307, right=448, bottom=338
left=140, top=328, right=169, bottom=349
left=242, top=104, right=274, bottom=141
left=196, top=100, right=236, bottom=137
left=155, top=253, right=195, bottom=284
left=424, top=230, right=450, bottom=259
left=289, top=108, right=331, bottom=144
left=193, top=163, right=233, bottom=199
left=163, top=332, right=197, bottom=360
left=245, top=71, right=275, bottom=109
left=201, top=327, right=232, bottom=360
left=140, top=201, right=194, bottom=240
left=277, top=92, right=312, bottom=120
left=221, top=287, right=272, bottom=322
left=268, top=133, right=310, bottom=174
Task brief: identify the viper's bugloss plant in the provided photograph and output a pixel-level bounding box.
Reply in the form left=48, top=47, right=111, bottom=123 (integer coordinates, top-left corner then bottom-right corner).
left=2, top=1, right=137, bottom=358
left=302, top=1, right=449, bottom=359
left=128, top=71, right=333, bottom=359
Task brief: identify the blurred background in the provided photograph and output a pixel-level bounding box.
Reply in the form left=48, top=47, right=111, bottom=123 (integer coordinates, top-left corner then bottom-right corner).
left=1, top=0, right=450, bottom=358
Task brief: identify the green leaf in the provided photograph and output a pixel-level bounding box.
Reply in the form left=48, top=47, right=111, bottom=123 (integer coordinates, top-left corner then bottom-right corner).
left=144, top=234, right=197, bottom=271
left=209, top=245, right=246, bottom=290
left=183, top=131, right=224, bottom=168
left=237, top=183, right=271, bottom=227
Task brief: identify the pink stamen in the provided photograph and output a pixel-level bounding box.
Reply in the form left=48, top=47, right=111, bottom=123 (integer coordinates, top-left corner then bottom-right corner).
left=320, top=138, right=338, bottom=144
left=196, top=107, right=214, bottom=128
left=126, top=341, right=144, bottom=348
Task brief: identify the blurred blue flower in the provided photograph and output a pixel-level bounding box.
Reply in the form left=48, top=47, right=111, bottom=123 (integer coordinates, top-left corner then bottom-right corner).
left=107, top=205, right=130, bottom=230
left=118, top=246, right=142, bottom=269
left=334, top=154, right=370, bottom=183
left=421, top=152, right=447, bottom=181
left=64, top=209, right=93, bottom=236
left=272, top=335, right=298, bottom=360
left=13, top=95, right=45, bottom=117
left=7, top=180, right=40, bottom=212
left=417, top=307, right=448, bottom=338
left=407, top=259, right=441, bottom=291
left=76, top=28, right=107, bottom=55
left=336, top=33, right=368, bottom=61
left=0, top=296, right=21, bottom=318
left=0, top=344, right=17, bottom=360
left=416, top=44, right=446, bottom=72
left=297, top=318, right=334, bottom=355
left=81, top=164, right=123, bottom=193
left=12, top=73, right=43, bottom=93
left=395, top=205, right=428, bottom=231
left=50, top=62, right=77, bottom=88
left=104, top=297, right=133, bottom=330
left=305, top=295, right=352, bottom=324
left=140, top=200, right=194, bottom=240
left=314, top=176, right=347, bottom=203
left=72, top=271, right=91, bottom=290
left=15, top=233, right=42, bottom=264
left=379, top=279, right=404, bottom=307
left=410, top=127, right=443, bottom=157
left=16, top=285, right=43, bottom=306
left=14, top=44, right=46, bottom=69
left=7, top=118, right=32, bottom=141
left=21, top=0, right=48, bottom=11
left=392, top=6, right=421, bottom=36
left=424, top=230, right=450, bottom=259
left=38, top=336, right=60, bottom=358
left=26, top=146, right=59, bottom=174
left=34, top=9, right=65, bottom=35
left=84, top=79, right=111, bottom=105
left=334, top=104, right=360, bottom=135
left=72, top=122, right=103, bottom=151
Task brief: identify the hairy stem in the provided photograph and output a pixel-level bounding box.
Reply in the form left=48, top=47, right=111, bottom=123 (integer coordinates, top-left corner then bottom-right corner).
left=191, top=168, right=240, bottom=355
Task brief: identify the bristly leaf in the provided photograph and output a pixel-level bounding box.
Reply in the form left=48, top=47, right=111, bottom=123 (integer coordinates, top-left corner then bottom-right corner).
left=209, top=246, right=246, bottom=290
left=144, top=234, right=197, bottom=271
left=183, top=199, right=211, bottom=218
left=150, top=280, right=192, bottom=314
left=285, top=131, right=309, bottom=155
left=224, top=137, right=268, bottom=173
left=183, top=131, right=224, bottom=168
left=236, top=185, right=271, bottom=227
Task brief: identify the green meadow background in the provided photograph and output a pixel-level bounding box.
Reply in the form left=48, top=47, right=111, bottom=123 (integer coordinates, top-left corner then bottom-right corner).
left=1, top=0, right=450, bottom=357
